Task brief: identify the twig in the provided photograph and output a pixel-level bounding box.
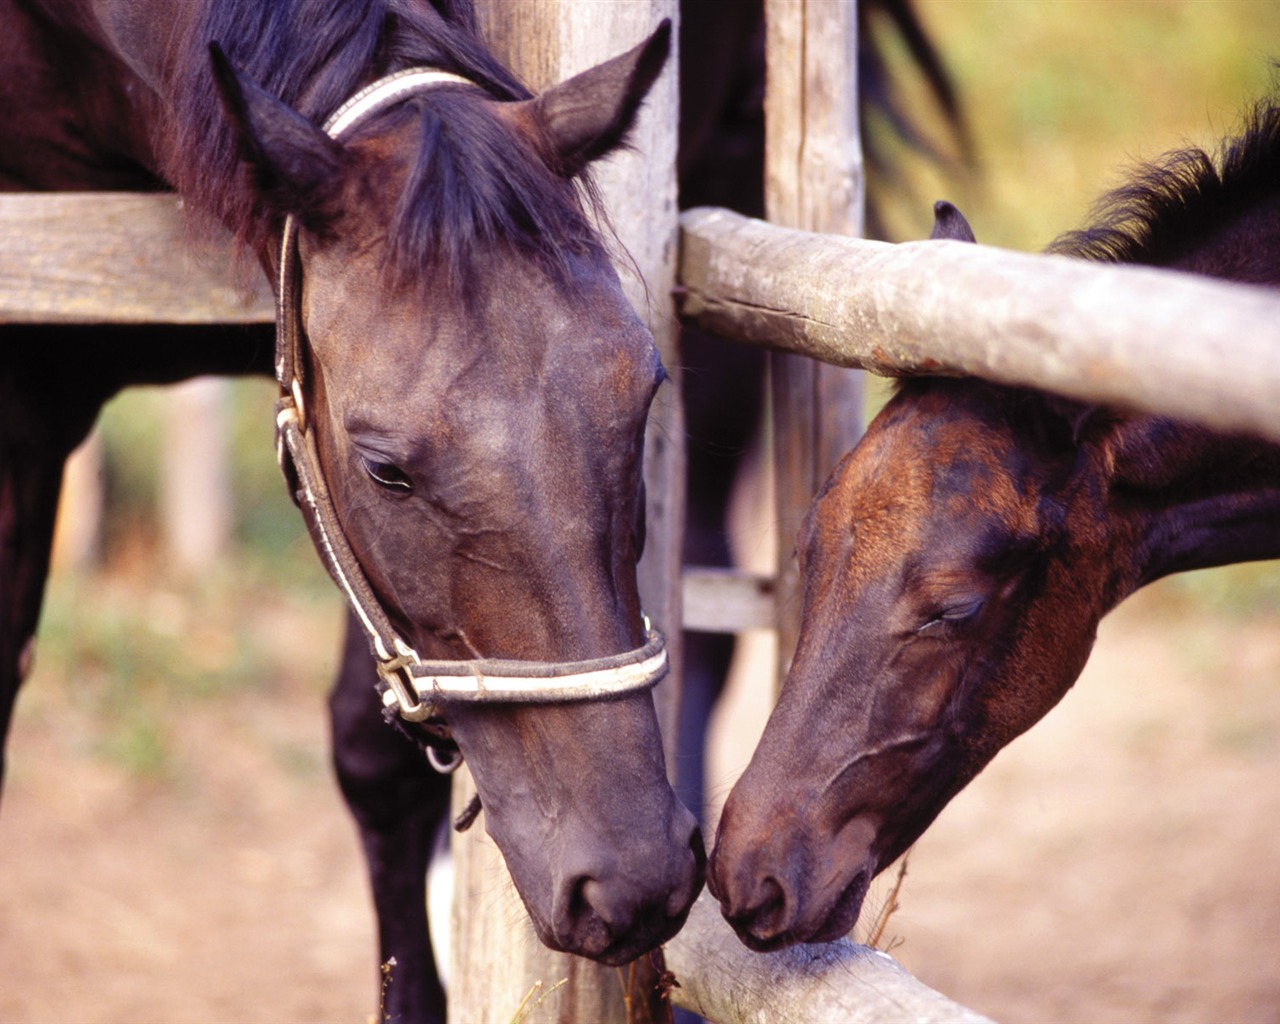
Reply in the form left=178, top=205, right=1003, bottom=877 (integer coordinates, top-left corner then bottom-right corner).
left=866, top=850, right=911, bottom=951
left=510, top=977, right=568, bottom=1024
left=378, top=957, right=396, bottom=1024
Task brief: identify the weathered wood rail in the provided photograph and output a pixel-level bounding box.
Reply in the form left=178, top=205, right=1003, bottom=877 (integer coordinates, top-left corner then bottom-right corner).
left=0, top=193, right=271, bottom=323
left=9, top=194, right=1277, bottom=453
left=665, top=894, right=991, bottom=1024
left=679, top=205, right=1280, bottom=445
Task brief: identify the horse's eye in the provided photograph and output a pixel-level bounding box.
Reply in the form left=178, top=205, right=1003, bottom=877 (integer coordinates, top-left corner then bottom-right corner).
left=916, top=598, right=985, bottom=636
left=361, top=456, right=413, bottom=495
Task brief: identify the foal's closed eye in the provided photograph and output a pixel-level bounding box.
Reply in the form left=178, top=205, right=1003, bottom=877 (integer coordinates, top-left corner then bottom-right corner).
left=915, top=598, right=985, bottom=636
left=361, top=456, right=413, bottom=494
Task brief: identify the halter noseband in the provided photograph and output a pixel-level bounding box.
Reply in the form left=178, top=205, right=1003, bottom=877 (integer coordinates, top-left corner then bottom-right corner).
left=273, top=68, right=669, bottom=745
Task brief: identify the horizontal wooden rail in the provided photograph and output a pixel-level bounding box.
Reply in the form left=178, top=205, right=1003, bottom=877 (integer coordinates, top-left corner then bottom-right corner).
left=665, top=893, right=993, bottom=1024
left=678, top=206, right=1280, bottom=444
left=683, top=567, right=775, bottom=631
left=0, top=193, right=272, bottom=324
left=0, top=192, right=773, bottom=634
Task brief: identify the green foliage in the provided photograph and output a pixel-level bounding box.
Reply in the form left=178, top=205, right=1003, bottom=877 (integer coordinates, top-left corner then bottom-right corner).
left=1160, top=560, right=1280, bottom=620
left=45, top=357, right=338, bottom=782
left=872, top=0, right=1280, bottom=249
left=35, top=559, right=341, bottom=782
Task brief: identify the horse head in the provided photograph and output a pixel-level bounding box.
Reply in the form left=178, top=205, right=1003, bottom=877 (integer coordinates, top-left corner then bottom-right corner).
left=709, top=368, right=1125, bottom=948
left=709, top=204, right=1127, bottom=950
left=710, top=180, right=1280, bottom=948
left=211, top=23, right=704, bottom=964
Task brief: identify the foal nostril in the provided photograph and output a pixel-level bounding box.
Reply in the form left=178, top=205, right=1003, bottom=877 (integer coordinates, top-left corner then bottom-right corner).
left=714, top=868, right=798, bottom=949
left=743, top=875, right=788, bottom=935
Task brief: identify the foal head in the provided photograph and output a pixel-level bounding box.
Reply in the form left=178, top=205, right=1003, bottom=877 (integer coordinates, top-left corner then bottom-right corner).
left=711, top=372, right=1119, bottom=948
left=710, top=100, right=1280, bottom=950
left=211, top=23, right=703, bottom=964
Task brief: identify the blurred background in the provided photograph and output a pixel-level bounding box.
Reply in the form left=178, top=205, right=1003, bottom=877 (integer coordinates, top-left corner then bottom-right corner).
left=1, top=2, right=1278, bottom=1021
left=846, top=4, right=1280, bottom=1021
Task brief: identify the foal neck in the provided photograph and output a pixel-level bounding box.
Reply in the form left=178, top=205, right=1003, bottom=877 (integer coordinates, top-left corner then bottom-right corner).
left=1104, top=415, right=1280, bottom=595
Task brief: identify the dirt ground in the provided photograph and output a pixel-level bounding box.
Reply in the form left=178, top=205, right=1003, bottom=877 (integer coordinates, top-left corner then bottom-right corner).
left=1, top=572, right=1277, bottom=1023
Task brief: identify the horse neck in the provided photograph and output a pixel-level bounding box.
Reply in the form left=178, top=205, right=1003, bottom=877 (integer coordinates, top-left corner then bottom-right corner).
left=1102, top=414, right=1280, bottom=600
left=85, top=0, right=187, bottom=90
left=1096, top=180, right=1280, bottom=600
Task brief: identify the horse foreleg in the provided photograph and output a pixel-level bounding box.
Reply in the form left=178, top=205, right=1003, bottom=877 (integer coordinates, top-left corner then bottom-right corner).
left=0, top=449, right=61, bottom=794
left=0, top=360, right=99, bottom=795
left=329, top=611, right=451, bottom=1024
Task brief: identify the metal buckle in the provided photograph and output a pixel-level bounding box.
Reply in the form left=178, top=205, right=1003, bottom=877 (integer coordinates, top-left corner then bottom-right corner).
left=378, top=653, right=435, bottom=722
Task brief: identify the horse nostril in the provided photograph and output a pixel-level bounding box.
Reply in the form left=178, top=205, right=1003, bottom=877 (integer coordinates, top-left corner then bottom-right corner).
left=556, top=875, right=616, bottom=958
left=667, top=822, right=708, bottom=916
left=748, top=875, right=787, bottom=932
left=717, top=871, right=795, bottom=948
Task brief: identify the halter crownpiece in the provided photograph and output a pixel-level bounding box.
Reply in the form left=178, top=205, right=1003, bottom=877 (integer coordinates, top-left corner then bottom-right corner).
left=272, top=67, right=669, bottom=740
left=274, top=67, right=475, bottom=399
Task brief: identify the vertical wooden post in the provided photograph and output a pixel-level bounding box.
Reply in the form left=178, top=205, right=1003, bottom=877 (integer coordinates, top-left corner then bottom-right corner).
left=450, top=4, right=681, bottom=1021
left=52, top=431, right=103, bottom=570
left=162, top=376, right=232, bottom=572
left=763, top=0, right=865, bottom=673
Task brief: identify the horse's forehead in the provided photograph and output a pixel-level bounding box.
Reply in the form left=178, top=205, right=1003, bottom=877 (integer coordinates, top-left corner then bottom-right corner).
left=306, top=241, right=655, bottom=375
left=812, top=402, right=1032, bottom=585
left=303, top=264, right=659, bottom=468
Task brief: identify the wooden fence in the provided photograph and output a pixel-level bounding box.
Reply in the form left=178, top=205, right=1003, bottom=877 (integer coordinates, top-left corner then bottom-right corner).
left=6, top=2, right=1278, bottom=1022
left=679, top=206, right=1280, bottom=444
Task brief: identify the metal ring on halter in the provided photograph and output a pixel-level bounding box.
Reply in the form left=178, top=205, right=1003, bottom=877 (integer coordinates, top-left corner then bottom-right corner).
left=377, top=651, right=435, bottom=722
left=426, top=744, right=464, bottom=774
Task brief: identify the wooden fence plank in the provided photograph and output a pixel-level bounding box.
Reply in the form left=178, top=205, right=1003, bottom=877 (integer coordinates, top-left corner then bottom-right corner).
left=665, top=893, right=994, bottom=1024
left=679, top=206, right=1280, bottom=444
left=450, top=4, right=681, bottom=1023
left=762, top=0, right=865, bottom=675
left=0, top=193, right=271, bottom=324
left=682, top=568, right=775, bottom=632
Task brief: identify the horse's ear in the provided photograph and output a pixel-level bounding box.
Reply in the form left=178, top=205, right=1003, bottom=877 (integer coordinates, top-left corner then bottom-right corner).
left=1040, top=393, right=1116, bottom=452
left=517, top=19, right=671, bottom=177
left=931, top=200, right=977, bottom=242
left=209, top=43, right=347, bottom=232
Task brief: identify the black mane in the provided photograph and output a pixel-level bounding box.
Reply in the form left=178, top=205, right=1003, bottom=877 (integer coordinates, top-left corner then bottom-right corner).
left=163, top=0, right=604, bottom=286
left=1047, top=95, right=1280, bottom=271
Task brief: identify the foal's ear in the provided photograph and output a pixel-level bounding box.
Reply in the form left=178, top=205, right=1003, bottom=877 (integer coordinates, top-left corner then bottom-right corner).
left=516, top=19, right=671, bottom=177
left=209, top=44, right=347, bottom=233
left=1040, top=393, right=1116, bottom=453
left=930, top=200, right=977, bottom=242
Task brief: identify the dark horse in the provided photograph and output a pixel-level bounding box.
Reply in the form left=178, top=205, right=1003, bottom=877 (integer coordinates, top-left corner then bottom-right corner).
left=0, top=1, right=704, bottom=1019
left=708, top=98, right=1280, bottom=949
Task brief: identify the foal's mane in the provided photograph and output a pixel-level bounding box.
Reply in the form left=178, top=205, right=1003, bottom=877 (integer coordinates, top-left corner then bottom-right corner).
left=162, top=0, right=605, bottom=285
left=1047, top=95, right=1280, bottom=270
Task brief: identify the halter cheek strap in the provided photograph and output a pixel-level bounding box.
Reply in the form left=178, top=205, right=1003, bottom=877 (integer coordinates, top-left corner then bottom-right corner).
left=273, top=68, right=669, bottom=741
